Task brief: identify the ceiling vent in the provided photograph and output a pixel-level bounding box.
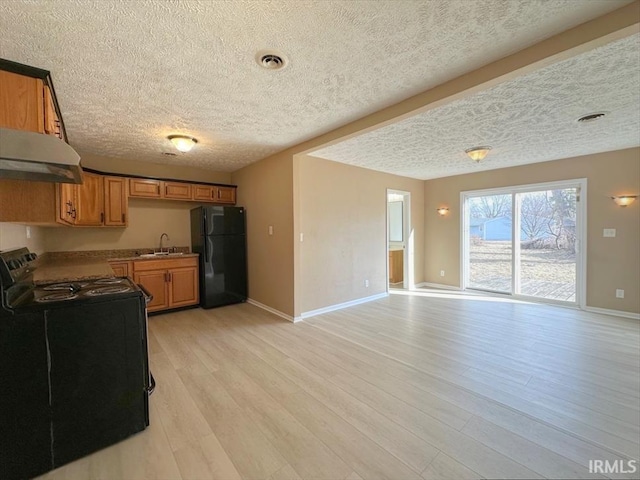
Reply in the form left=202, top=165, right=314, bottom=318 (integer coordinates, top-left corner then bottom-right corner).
left=256, top=50, right=288, bottom=70
left=577, top=112, right=606, bottom=123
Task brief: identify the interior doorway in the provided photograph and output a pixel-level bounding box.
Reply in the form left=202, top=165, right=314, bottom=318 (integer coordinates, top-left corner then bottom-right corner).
left=387, top=189, right=412, bottom=290
left=461, top=179, right=586, bottom=306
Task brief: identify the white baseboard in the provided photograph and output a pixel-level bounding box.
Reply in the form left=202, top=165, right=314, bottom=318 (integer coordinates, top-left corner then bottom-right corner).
left=415, top=282, right=462, bottom=291
left=246, top=298, right=299, bottom=323
left=300, top=292, right=389, bottom=320
left=583, top=306, right=640, bottom=320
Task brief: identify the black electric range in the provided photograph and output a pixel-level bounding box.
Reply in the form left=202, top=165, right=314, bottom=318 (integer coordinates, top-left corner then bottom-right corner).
left=0, top=248, right=154, bottom=480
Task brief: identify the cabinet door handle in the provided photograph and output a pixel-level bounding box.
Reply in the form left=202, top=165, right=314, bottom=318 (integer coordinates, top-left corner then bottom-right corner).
left=100, top=212, right=104, bottom=223
left=168, top=272, right=172, bottom=282
left=122, top=213, right=126, bottom=223
left=164, top=272, right=168, bottom=283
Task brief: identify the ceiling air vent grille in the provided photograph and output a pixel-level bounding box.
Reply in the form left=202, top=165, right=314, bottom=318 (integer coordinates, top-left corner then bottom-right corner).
left=577, top=112, right=606, bottom=123
left=256, top=50, right=289, bottom=70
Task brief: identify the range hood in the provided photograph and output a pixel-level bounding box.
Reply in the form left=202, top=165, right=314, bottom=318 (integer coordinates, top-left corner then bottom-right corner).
left=0, top=128, right=82, bottom=184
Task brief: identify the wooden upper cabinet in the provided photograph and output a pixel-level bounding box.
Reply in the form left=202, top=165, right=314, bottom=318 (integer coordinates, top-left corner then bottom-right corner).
left=57, top=182, right=76, bottom=225
left=43, top=85, right=62, bottom=139
left=104, top=176, right=128, bottom=226
left=213, top=186, right=236, bottom=204
left=129, top=178, right=162, bottom=198
left=193, top=184, right=214, bottom=201
left=0, top=70, right=45, bottom=133
left=74, top=172, right=104, bottom=226
left=163, top=181, right=192, bottom=200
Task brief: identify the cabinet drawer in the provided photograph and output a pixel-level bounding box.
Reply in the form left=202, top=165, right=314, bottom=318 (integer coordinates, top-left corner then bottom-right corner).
left=163, top=182, right=192, bottom=200
left=129, top=179, right=162, bottom=198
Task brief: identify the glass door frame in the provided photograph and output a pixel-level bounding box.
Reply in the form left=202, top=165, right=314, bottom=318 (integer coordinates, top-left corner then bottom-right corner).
left=460, top=178, right=587, bottom=308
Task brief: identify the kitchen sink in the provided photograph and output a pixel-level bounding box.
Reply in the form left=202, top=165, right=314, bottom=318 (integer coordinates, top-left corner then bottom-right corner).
left=138, top=252, right=184, bottom=258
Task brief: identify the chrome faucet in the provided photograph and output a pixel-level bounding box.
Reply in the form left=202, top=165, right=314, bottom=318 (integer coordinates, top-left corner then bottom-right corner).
left=159, top=233, right=170, bottom=253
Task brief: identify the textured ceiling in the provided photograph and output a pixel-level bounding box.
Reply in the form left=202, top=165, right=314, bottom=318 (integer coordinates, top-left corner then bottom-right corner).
left=312, top=34, right=640, bottom=180
left=0, top=0, right=631, bottom=172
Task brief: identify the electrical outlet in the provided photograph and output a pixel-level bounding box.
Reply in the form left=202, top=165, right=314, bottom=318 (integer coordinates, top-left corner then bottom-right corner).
left=440, top=270, right=445, bottom=277
left=616, top=289, right=625, bottom=299
left=365, top=279, right=369, bottom=288
left=268, top=225, right=273, bottom=236
left=603, top=228, right=616, bottom=238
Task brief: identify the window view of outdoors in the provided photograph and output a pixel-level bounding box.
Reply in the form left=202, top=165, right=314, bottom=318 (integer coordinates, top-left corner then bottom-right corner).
left=518, top=188, right=577, bottom=301
left=468, top=194, right=513, bottom=293
left=467, top=188, right=577, bottom=302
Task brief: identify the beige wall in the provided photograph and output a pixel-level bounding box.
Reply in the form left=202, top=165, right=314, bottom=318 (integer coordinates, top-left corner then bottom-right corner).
left=79, top=152, right=232, bottom=184
left=220, top=7, right=638, bottom=318
left=231, top=152, right=295, bottom=317
left=0, top=223, right=46, bottom=254
left=424, top=148, right=640, bottom=314
left=295, top=155, right=425, bottom=315
left=44, top=198, right=195, bottom=252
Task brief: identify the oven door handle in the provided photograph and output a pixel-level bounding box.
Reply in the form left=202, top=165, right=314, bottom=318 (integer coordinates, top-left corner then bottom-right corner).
left=147, top=372, right=156, bottom=395
left=137, top=283, right=153, bottom=303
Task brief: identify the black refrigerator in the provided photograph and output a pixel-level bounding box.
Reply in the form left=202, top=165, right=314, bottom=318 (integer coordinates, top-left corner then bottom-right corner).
left=190, top=206, right=248, bottom=308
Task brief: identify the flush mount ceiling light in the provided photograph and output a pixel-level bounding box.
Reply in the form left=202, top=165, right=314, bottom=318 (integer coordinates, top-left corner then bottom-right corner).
left=465, top=146, right=492, bottom=162
left=611, top=195, right=638, bottom=207
left=255, top=50, right=289, bottom=70
left=168, top=135, right=197, bottom=153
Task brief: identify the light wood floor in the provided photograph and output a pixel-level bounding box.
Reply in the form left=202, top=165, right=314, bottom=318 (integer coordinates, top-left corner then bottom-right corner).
left=41, top=291, right=640, bottom=480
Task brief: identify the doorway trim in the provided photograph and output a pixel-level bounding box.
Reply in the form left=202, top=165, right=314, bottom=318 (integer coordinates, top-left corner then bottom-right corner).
left=387, top=189, right=413, bottom=291
left=460, top=178, right=587, bottom=308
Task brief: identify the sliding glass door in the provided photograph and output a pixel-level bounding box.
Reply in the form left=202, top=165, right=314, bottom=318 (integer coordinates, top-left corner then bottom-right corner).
left=463, top=180, right=584, bottom=305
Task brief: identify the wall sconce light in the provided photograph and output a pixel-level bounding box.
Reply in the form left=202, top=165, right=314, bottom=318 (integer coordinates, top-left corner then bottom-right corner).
left=436, top=207, right=449, bottom=216
left=465, top=146, right=492, bottom=162
left=611, top=195, right=638, bottom=207
left=168, top=135, right=198, bottom=153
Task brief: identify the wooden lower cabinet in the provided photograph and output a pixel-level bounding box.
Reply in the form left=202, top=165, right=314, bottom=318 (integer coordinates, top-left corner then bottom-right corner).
left=389, top=249, right=403, bottom=284
left=168, top=267, right=199, bottom=307
left=132, top=257, right=199, bottom=313
left=134, top=270, right=170, bottom=312
left=108, top=261, right=131, bottom=278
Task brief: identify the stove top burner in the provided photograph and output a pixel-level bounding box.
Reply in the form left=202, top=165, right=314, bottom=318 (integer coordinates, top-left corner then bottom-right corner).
left=85, top=286, right=133, bottom=296
left=93, top=278, right=126, bottom=285
left=43, top=282, right=90, bottom=292
left=35, top=293, right=79, bottom=303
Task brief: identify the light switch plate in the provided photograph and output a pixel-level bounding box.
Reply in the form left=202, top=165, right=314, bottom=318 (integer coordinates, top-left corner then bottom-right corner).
left=268, top=225, right=273, bottom=236
left=616, top=289, right=625, bottom=299
left=603, top=228, right=616, bottom=238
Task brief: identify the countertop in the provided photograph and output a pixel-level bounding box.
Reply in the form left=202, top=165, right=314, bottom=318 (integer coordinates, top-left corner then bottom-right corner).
left=33, top=249, right=199, bottom=285
left=33, top=257, right=117, bottom=285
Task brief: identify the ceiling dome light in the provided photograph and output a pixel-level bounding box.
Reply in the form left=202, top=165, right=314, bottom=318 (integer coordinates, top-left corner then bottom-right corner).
left=168, top=135, right=197, bottom=153
left=465, top=146, right=492, bottom=162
